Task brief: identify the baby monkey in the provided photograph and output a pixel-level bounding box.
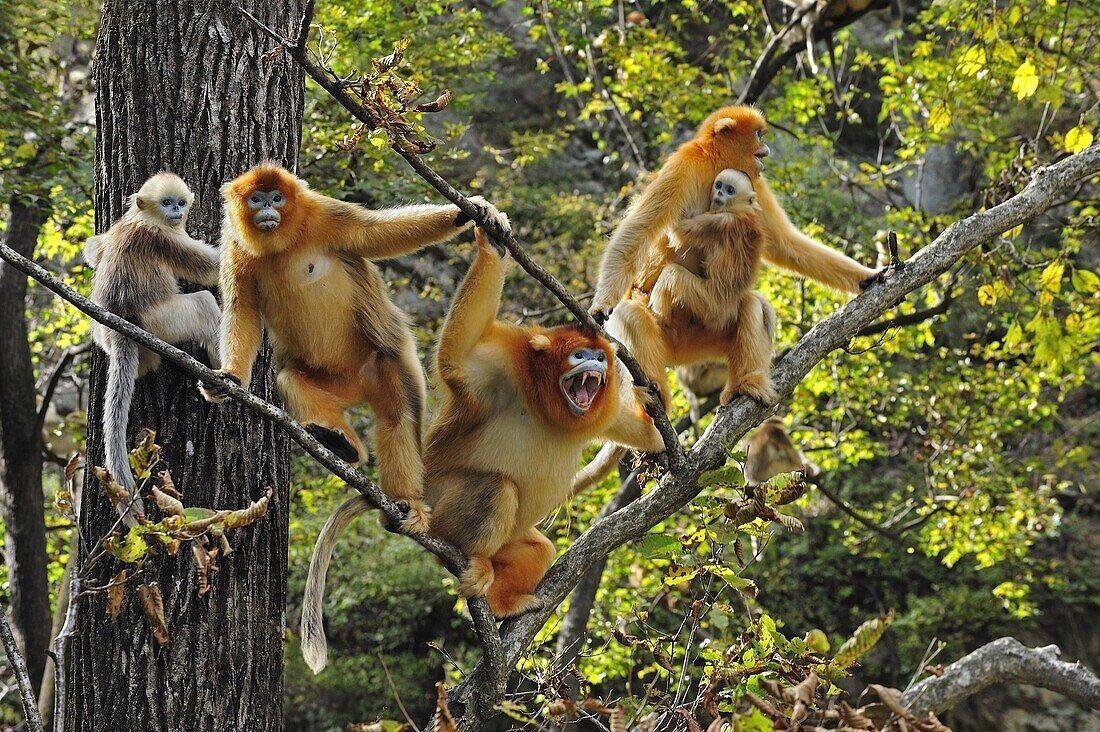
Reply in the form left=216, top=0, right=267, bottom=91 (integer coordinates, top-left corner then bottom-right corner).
left=85, top=172, right=221, bottom=524
left=614, top=167, right=776, bottom=408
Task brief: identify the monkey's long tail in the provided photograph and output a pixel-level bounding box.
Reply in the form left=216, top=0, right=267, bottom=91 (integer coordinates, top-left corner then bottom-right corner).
left=571, top=443, right=626, bottom=495
left=301, top=494, right=371, bottom=674
left=103, top=336, right=145, bottom=524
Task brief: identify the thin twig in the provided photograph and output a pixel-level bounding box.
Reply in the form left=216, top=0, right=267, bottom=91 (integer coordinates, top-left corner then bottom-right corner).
left=34, top=343, right=91, bottom=437
left=379, top=651, right=420, bottom=732
left=0, top=597, right=44, bottom=732
left=809, top=478, right=898, bottom=540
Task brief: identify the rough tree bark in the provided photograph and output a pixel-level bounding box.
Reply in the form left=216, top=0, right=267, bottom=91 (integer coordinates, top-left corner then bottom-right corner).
left=0, top=196, right=52, bottom=696
left=65, top=2, right=304, bottom=730
left=902, top=637, right=1100, bottom=717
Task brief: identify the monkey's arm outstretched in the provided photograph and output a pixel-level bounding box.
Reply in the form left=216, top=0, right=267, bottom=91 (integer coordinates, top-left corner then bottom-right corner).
left=318, top=197, right=482, bottom=260
left=435, top=227, right=508, bottom=392
left=213, top=243, right=262, bottom=389
left=756, top=183, right=876, bottom=294
left=591, top=160, right=693, bottom=316
left=161, top=235, right=221, bottom=286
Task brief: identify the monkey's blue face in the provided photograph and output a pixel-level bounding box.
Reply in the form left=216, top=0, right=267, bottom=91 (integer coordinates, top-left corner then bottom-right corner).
left=159, top=196, right=189, bottom=226
left=711, top=169, right=756, bottom=211
left=560, top=347, right=607, bottom=416
left=248, top=189, right=286, bottom=231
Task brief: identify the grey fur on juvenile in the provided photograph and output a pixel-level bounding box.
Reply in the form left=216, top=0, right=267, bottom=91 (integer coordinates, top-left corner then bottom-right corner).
left=85, top=172, right=222, bottom=525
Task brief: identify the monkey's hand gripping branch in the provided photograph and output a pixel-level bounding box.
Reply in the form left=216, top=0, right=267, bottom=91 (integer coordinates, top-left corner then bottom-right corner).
left=234, top=4, right=686, bottom=472
left=0, top=242, right=507, bottom=676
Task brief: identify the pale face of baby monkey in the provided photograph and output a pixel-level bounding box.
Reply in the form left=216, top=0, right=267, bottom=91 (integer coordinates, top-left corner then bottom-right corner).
left=710, top=168, right=757, bottom=213
left=133, top=173, right=194, bottom=228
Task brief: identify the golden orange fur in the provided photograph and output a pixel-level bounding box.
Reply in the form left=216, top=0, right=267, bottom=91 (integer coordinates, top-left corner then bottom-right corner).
left=743, top=416, right=821, bottom=486
left=587, top=105, right=878, bottom=410
left=206, top=162, right=490, bottom=534
left=424, top=228, right=663, bottom=617
left=619, top=168, right=778, bottom=406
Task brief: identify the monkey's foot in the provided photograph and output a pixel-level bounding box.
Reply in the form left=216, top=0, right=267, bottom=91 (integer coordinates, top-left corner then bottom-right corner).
left=488, top=592, right=543, bottom=618
left=199, top=370, right=242, bottom=404
left=458, top=556, right=495, bottom=598
left=397, top=499, right=431, bottom=535
left=304, top=424, right=361, bottom=464
left=721, top=373, right=777, bottom=406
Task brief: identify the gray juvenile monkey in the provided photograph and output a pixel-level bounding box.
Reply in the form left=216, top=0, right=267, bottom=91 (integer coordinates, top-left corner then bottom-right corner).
left=84, top=172, right=221, bottom=524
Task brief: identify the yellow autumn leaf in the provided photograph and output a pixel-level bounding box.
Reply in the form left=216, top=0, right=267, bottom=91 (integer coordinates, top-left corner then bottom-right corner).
left=929, top=104, right=951, bottom=133
left=958, top=46, right=986, bottom=76
left=1012, top=59, right=1039, bottom=100
left=1065, top=126, right=1094, bottom=154
left=1040, top=260, right=1064, bottom=291
left=978, top=283, right=997, bottom=306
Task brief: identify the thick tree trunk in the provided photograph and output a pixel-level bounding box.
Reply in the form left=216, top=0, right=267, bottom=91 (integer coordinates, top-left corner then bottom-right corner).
left=0, top=196, right=52, bottom=696
left=66, top=2, right=304, bottom=730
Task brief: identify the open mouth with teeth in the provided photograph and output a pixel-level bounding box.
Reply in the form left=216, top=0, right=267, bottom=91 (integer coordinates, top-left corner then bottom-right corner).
left=560, top=367, right=605, bottom=415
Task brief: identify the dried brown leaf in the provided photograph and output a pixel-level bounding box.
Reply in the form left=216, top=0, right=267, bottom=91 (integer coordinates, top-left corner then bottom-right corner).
left=733, top=538, right=745, bottom=567
left=222, top=487, right=272, bottom=529
left=610, top=705, right=626, bottom=732
left=64, top=453, right=81, bottom=483
left=672, top=708, right=703, bottom=732
left=157, top=470, right=181, bottom=499
left=547, top=699, right=573, bottom=717
left=434, top=682, right=457, bottom=732
left=837, top=701, right=877, bottom=731
left=106, top=569, right=128, bottom=620
left=414, top=89, right=452, bottom=113
left=93, top=466, right=129, bottom=506
left=745, top=692, right=780, bottom=718
left=579, top=698, right=615, bottom=715
left=868, top=684, right=907, bottom=718
left=261, top=45, right=285, bottom=62
left=151, top=486, right=185, bottom=517
left=54, top=489, right=73, bottom=516
left=137, top=583, right=169, bottom=646
left=193, top=542, right=214, bottom=597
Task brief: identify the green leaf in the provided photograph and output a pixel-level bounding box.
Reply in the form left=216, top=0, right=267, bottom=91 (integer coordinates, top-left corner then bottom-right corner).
left=1071, top=269, right=1099, bottom=294
left=14, top=142, right=37, bottom=160
left=635, top=533, right=681, bottom=558
left=697, top=464, right=744, bottom=488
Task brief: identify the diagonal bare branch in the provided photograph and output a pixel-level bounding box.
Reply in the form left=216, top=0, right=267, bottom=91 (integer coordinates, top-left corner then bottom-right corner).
left=0, top=596, right=44, bottom=732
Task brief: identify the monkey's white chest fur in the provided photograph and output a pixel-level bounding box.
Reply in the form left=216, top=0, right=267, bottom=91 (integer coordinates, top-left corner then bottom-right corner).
left=291, top=253, right=335, bottom=286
